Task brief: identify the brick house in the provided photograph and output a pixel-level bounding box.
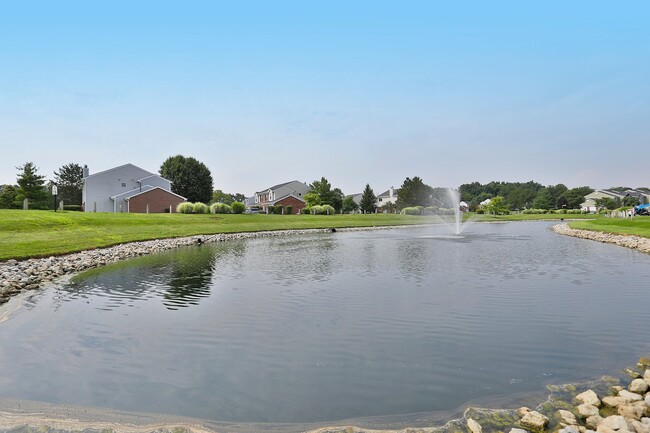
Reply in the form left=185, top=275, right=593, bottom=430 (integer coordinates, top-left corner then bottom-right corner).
left=249, top=180, right=311, bottom=214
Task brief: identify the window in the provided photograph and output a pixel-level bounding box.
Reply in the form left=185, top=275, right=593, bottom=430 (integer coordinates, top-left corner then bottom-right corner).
left=121, top=182, right=126, bottom=187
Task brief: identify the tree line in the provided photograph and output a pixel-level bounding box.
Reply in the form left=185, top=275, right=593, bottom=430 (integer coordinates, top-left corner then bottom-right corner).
left=2, top=155, right=633, bottom=214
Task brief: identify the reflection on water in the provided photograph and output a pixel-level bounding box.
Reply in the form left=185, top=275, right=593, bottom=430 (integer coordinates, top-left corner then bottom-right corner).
left=1, top=223, right=650, bottom=424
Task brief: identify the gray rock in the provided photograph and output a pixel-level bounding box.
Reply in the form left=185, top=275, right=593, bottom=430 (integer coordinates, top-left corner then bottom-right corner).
left=596, top=425, right=618, bottom=433
left=521, top=410, right=549, bottom=431
left=467, top=418, right=482, bottom=433
left=510, top=428, right=529, bottom=433
left=644, top=370, right=650, bottom=385
left=577, top=390, right=602, bottom=407
left=630, top=379, right=649, bottom=394
left=560, top=427, right=580, bottom=433
left=629, top=420, right=650, bottom=433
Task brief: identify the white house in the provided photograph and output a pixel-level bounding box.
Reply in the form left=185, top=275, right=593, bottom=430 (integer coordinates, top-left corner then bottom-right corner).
left=581, top=188, right=650, bottom=212
left=82, top=164, right=186, bottom=213
left=376, top=186, right=398, bottom=211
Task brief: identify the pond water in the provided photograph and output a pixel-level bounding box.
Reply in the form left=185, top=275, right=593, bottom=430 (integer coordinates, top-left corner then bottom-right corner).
left=1, top=222, right=649, bottom=424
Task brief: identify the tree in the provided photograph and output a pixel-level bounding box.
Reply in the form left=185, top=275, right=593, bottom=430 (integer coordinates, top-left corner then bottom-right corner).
left=395, top=176, right=433, bottom=209
left=15, top=162, right=49, bottom=209
left=359, top=184, right=376, bottom=214
left=623, top=196, right=639, bottom=207
left=557, top=186, right=594, bottom=209
left=210, top=190, right=244, bottom=205
left=0, top=185, right=18, bottom=209
left=485, top=196, right=509, bottom=215
left=531, top=189, right=553, bottom=210
left=342, top=196, right=359, bottom=213
left=304, top=192, right=321, bottom=206
left=309, top=177, right=344, bottom=212
left=594, top=197, right=617, bottom=210
left=160, top=155, right=213, bottom=203
left=53, top=163, right=84, bottom=206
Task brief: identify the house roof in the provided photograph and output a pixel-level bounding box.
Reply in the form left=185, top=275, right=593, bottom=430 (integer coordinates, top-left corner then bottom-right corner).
left=123, top=186, right=186, bottom=201
left=377, top=188, right=399, bottom=198
left=83, top=163, right=154, bottom=180
left=270, top=192, right=306, bottom=204
left=256, top=180, right=305, bottom=194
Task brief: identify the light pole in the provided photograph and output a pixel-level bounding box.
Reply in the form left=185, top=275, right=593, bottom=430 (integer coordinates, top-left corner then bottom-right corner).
left=52, top=184, right=58, bottom=212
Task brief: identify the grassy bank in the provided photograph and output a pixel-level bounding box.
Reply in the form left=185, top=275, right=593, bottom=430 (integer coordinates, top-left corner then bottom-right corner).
left=474, top=213, right=599, bottom=222
left=0, top=210, right=605, bottom=261
left=0, top=210, right=437, bottom=260
left=568, top=217, right=650, bottom=238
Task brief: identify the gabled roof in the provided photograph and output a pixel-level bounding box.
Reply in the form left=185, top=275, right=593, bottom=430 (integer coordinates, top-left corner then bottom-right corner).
left=377, top=188, right=399, bottom=198
left=270, top=192, right=306, bottom=204
left=111, top=185, right=154, bottom=200
left=256, top=180, right=305, bottom=194
left=83, top=163, right=155, bottom=180
left=123, top=186, right=186, bottom=201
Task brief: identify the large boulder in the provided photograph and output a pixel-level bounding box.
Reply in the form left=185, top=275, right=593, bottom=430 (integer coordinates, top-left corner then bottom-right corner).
left=618, top=402, right=649, bottom=420
left=630, top=379, right=649, bottom=394
left=619, top=390, right=644, bottom=402
left=586, top=415, right=604, bottom=429
left=629, top=420, right=650, bottom=433
left=644, top=370, right=650, bottom=385
left=521, top=411, right=549, bottom=431
left=578, top=404, right=601, bottom=418
left=559, top=410, right=579, bottom=425
left=560, top=427, right=580, bottom=433
left=467, top=418, right=483, bottom=433
left=603, top=396, right=626, bottom=408
left=601, top=415, right=630, bottom=431
left=510, top=429, right=529, bottom=433
left=518, top=407, right=532, bottom=417
left=577, top=390, right=602, bottom=407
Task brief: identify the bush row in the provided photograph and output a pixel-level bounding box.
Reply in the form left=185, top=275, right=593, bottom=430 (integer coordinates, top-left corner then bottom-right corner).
left=521, top=209, right=588, bottom=214
left=176, top=201, right=246, bottom=214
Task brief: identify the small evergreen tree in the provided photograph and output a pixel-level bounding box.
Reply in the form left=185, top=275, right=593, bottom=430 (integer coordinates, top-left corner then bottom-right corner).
left=342, top=196, right=359, bottom=213
left=0, top=185, right=19, bottom=209
left=53, top=163, right=84, bottom=206
left=359, top=184, right=376, bottom=214
left=15, top=162, right=49, bottom=209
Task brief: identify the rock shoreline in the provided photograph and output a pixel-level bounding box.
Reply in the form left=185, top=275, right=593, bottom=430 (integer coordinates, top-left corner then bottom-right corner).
left=0, top=225, right=427, bottom=304
left=551, top=224, right=650, bottom=254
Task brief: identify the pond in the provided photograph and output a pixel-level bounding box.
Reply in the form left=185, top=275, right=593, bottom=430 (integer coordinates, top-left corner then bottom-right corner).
left=1, top=222, right=649, bottom=424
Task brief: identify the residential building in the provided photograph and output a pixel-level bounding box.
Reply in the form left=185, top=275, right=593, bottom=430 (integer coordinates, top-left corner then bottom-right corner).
left=82, top=164, right=186, bottom=213
left=581, top=188, right=650, bottom=212
left=376, top=186, right=398, bottom=212
left=250, top=180, right=311, bottom=214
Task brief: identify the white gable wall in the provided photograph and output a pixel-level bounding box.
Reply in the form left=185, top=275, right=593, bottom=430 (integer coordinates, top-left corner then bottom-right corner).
left=83, top=164, right=172, bottom=212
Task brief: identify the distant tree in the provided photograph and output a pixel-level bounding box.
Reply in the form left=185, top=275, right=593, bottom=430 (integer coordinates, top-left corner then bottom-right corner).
left=0, top=185, right=19, bottom=209
left=485, top=196, right=509, bottom=215
left=15, top=162, right=49, bottom=209
left=342, top=196, right=359, bottom=213
left=557, top=186, right=594, bottom=209
left=359, top=184, right=376, bottom=214
left=304, top=192, right=321, bottom=206
left=594, top=197, right=618, bottom=210
left=623, top=196, right=639, bottom=207
left=210, top=189, right=245, bottom=205
left=309, top=177, right=344, bottom=212
left=383, top=201, right=398, bottom=213
left=53, top=163, right=84, bottom=206
left=160, top=155, right=213, bottom=203
left=396, top=176, right=433, bottom=209
left=531, top=189, right=554, bottom=210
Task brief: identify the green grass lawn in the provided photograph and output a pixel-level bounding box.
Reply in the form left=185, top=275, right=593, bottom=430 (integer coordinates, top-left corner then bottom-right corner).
left=0, top=210, right=439, bottom=260
left=569, top=217, right=650, bottom=239
left=0, top=209, right=605, bottom=261
left=472, top=213, right=599, bottom=222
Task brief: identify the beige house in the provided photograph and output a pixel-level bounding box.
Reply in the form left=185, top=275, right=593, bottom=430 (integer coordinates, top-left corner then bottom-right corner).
left=581, top=188, right=650, bottom=212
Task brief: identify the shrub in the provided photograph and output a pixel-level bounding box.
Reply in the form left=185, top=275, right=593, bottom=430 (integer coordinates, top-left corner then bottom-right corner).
left=285, top=205, right=293, bottom=215
left=177, top=202, right=194, bottom=214
left=301, top=206, right=311, bottom=214
left=273, top=205, right=284, bottom=214
left=311, top=205, right=324, bottom=215
left=267, top=205, right=275, bottom=214
left=193, top=202, right=209, bottom=214
left=322, top=204, right=335, bottom=215
left=476, top=208, right=485, bottom=214
left=210, top=203, right=232, bottom=214
left=401, top=206, right=423, bottom=215
left=63, top=205, right=82, bottom=211
left=231, top=202, right=245, bottom=214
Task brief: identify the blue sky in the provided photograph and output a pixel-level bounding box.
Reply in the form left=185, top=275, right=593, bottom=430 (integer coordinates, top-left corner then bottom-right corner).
left=1, top=1, right=649, bottom=195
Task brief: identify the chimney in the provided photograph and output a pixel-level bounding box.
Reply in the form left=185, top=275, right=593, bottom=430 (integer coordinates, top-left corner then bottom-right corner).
left=83, top=165, right=89, bottom=177
left=389, top=186, right=394, bottom=198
